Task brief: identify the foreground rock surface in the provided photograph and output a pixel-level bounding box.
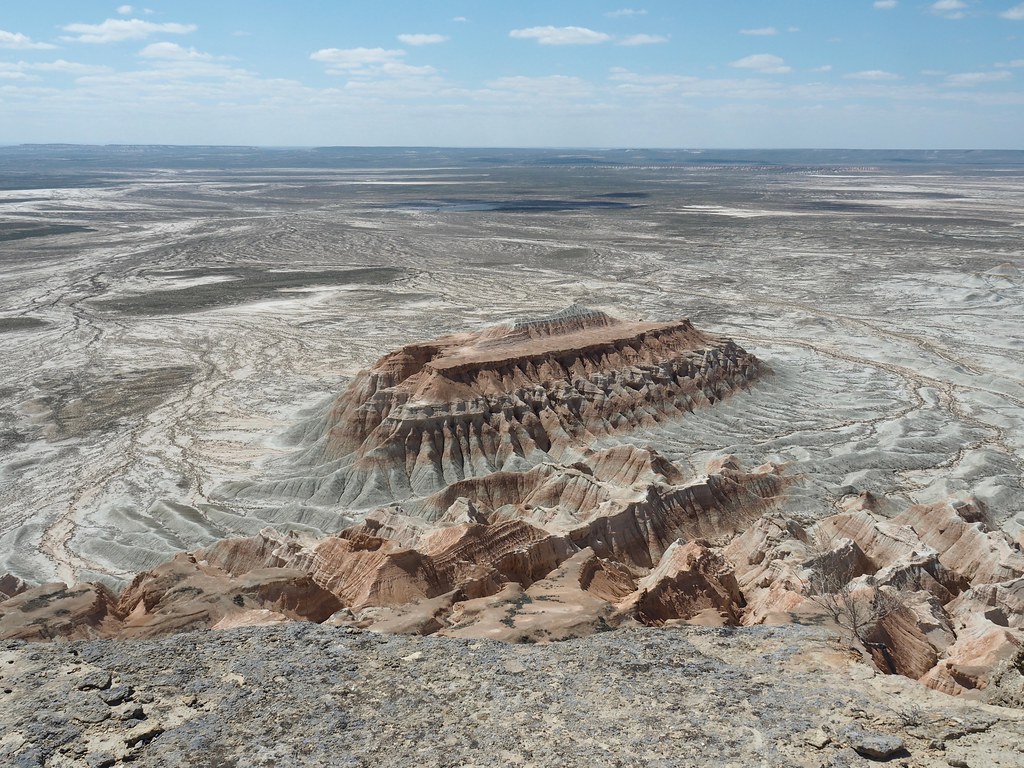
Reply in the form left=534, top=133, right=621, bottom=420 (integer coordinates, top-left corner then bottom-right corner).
left=2, top=623, right=1023, bottom=768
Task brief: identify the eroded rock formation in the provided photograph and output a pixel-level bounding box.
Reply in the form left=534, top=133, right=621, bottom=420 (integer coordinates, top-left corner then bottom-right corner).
left=0, top=573, right=26, bottom=602
left=4, top=307, right=1024, bottom=703
left=728, top=498, right=1024, bottom=698
left=241, top=304, right=764, bottom=508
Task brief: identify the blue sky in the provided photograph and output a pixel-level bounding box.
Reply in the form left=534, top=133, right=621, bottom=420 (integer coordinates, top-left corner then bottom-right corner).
left=1, top=1, right=1023, bottom=147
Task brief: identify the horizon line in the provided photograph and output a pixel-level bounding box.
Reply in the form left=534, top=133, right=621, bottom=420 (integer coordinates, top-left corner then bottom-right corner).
left=2, top=143, right=1024, bottom=153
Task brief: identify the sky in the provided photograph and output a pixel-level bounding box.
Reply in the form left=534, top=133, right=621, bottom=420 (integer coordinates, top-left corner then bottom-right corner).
left=1, top=1, right=1023, bottom=148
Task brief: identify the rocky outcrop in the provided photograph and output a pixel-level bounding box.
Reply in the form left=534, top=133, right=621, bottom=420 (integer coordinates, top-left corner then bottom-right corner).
left=624, top=540, right=743, bottom=626
left=6, top=483, right=1024, bottom=701
left=893, top=501, right=1024, bottom=586
left=0, top=456, right=789, bottom=643
left=440, top=549, right=634, bottom=643
left=7, top=472, right=1024, bottom=706
left=716, top=499, right=1024, bottom=697
left=947, top=577, right=1024, bottom=630
left=114, top=555, right=343, bottom=638
left=861, top=589, right=956, bottom=679
left=920, top=615, right=1024, bottom=695
left=0, top=556, right=343, bottom=641
left=192, top=442, right=789, bottom=624
left=0, top=573, right=26, bottom=603
left=0, top=581, right=121, bottom=641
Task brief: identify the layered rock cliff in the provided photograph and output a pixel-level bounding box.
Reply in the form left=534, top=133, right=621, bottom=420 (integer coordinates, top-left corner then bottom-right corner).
left=235, top=304, right=765, bottom=508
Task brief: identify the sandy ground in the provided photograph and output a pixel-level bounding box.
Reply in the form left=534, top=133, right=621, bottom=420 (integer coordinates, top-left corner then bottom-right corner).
left=0, top=154, right=1021, bottom=585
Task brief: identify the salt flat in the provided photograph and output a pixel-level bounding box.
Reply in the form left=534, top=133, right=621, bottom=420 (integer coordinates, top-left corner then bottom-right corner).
left=0, top=147, right=1021, bottom=586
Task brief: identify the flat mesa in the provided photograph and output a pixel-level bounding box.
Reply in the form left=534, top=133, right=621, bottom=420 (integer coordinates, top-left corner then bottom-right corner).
left=385, top=311, right=725, bottom=402
left=427, top=314, right=688, bottom=371
left=299, top=305, right=764, bottom=507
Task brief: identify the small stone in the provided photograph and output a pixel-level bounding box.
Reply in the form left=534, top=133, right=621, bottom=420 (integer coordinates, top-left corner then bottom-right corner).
left=99, top=685, right=133, bottom=706
left=402, top=651, right=424, bottom=662
left=843, top=727, right=906, bottom=760
left=76, top=670, right=112, bottom=691
left=85, top=753, right=116, bottom=768
left=14, top=747, right=45, bottom=768
left=946, top=759, right=969, bottom=768
left=68, top=694, right=111, bottom=724
left=961, top=715, right=997, bottom=734
left=804, top=729, right=830, bottom=749
left=125, top=721, right=164, bottom=748
left=119, top=705, right=145, bottom=721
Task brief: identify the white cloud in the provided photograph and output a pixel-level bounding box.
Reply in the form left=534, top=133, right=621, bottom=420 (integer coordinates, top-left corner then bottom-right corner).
left=811, top=65, right=833, bottom=72
left=139, top=42, right=215, bottom=61
left=0, top=29, right=57, bottom=50
left=730, top=54, right=792, bottom=74
left=311, top=47, right=404, bottom=70
left=0, top=64, right=30, bottom=80
left=996, top=59, right=1024, bottom=67
left=1001, top=3, right=1024, bottom=19
left=397, top=34, right=448, bottom=45
left=31, top=59, right=112, bottom=75
left=873, top=0, right=898, bottom=9
left=606, top=8, right=647, bottom=17
left=0, top=59, right=113, bottom=79
left=310, top=47, right=436, bottom=78
left=608, top=67, right=690, bottom=83
left=509, top=26, right=611, bottom=45
left=40, top=60, right=316, bottom=129
left=929, top=0, right=967, bottom=19
left=61, top=19, right=197, bottom=43
left=740, top=27, right=777, bottom=36
left=608, top=67, right=788, bottom=100
left=618, top=34, right=669, bottom=45
left=845, top=69, right=901, bottom=80
left=452, top=16, right=468, bottom=23
left=484, top=75, right=593, bottom=99
left=945, top=70, right=1012, bottom=85
left=117, top=5, right=133, bottom=14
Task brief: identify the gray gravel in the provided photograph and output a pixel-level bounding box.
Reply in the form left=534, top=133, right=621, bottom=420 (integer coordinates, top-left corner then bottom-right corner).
left=2, top=623, right=1022, bottom=767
